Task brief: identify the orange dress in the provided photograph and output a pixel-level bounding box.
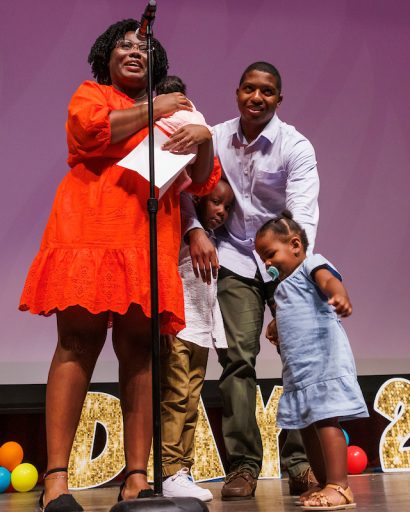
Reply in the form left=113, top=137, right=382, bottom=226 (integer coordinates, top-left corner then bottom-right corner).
left=19, top=81, right=220, bottom=334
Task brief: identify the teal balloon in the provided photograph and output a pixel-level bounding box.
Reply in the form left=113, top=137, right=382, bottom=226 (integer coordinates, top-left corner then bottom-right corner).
left=0, top=466, right=11, bottom=493
left=343, top=429, right=350, bottom=445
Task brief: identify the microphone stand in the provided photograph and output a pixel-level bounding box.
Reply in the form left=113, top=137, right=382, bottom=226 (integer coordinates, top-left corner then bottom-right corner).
left=145, top=18, right=163, bottom=497
left=111, top=5, right=208, bottom=511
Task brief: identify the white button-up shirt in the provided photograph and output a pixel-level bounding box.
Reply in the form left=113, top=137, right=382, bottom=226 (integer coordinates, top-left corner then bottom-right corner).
left=183, top=113, right=319, bottom=281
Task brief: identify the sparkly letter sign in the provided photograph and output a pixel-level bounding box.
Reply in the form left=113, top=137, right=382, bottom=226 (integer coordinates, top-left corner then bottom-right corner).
left=374, top=377, right=410, bottom=472
left=192, top=397, right=226, bottom=482
left=68, top=392, right=125, bottom=489
left=257, top=385, right=283, bottom=478
left=68, top=385, right=283, bottom=488
left=68, top=380, right=410, bottom=485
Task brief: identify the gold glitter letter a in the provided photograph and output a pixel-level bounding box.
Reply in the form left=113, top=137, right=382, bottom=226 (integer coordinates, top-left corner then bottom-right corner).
left=192, top=397, right=226, bottom=482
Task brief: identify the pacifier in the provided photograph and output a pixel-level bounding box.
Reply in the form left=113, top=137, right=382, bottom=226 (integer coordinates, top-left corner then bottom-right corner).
left=267, top=266, right=279, bottom=281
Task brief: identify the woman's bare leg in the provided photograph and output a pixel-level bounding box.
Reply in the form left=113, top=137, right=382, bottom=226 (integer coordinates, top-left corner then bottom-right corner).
left=112, top=304, right=153, bottom=499
left=44, top=306, right=108, bottom=506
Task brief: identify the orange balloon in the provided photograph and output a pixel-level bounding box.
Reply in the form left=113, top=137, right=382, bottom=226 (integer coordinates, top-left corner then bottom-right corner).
left=0, top=442, right=24, bottom=471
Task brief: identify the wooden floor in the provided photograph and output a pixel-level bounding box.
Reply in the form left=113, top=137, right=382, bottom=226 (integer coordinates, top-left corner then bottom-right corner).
left=1, top=473, right=409, bottom=511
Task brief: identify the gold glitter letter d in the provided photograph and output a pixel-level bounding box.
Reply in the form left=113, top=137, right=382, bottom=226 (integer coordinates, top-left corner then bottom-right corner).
left=68, top=392, right=125, bottom=489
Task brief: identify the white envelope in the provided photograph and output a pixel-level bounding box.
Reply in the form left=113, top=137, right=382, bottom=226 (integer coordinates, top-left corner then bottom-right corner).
left=117, top=126, right=196, bottom=198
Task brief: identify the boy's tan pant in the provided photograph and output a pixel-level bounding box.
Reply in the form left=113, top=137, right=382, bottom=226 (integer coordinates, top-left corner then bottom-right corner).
left=160, top=336, right=209, bottom=477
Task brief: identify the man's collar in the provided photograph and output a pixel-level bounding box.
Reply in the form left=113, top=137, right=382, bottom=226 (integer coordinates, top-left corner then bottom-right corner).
left=232, top=114, right=279, bottom=148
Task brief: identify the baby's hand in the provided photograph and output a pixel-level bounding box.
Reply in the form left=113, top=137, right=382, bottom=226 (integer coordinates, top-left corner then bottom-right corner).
left=328, top=294, right=352, bottom=317
left=265, top=318, right=279, bottom=347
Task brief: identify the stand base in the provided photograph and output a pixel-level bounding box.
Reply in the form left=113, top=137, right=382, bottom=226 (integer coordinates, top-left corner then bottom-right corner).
left=110, top=496, right=209, bottom=512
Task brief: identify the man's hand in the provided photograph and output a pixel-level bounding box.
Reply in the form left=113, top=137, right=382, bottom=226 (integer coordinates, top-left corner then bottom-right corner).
left=187, top=228, right=219, bottom=284
left=265, top=318, right=279, bottom=347
left=162, top=124, right=212, bottom=154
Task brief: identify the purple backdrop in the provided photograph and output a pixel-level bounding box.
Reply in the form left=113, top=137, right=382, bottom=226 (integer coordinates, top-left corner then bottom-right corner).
left=1, top=0, right=409, bottom=383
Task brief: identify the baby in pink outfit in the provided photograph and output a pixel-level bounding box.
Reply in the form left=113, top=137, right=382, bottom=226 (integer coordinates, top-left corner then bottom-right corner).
left=155, top=76, right=212, bottom=194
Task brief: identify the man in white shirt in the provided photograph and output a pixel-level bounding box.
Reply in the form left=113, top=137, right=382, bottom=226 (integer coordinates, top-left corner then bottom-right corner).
left=185, top=61, right=320, bottom=500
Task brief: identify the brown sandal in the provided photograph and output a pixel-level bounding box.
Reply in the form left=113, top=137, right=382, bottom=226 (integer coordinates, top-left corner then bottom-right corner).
left=294, top=484, right=325, bottom=506
left=301, top=483, right=356, bottom=510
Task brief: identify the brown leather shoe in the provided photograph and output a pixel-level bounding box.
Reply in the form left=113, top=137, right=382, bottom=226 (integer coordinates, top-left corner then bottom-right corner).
left=221, top=470, right=257, bottom=501
left=288, top=466, right=318, bottom=496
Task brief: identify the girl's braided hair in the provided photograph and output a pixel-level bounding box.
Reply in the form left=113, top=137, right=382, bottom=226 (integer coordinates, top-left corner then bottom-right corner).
left=256, top=209, right=309, bottom=252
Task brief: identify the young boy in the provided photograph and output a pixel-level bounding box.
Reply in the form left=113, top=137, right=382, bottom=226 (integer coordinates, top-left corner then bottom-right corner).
left=161, top=179, right=234, bottom=501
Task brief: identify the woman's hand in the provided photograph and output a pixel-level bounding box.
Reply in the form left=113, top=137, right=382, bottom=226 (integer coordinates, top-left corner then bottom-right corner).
left=162, top=124, right=212, bottom=154
left=154, top=93, right=193, bottom=119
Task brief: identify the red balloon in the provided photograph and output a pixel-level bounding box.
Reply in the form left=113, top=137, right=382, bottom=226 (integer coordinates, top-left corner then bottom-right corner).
left=347, top=445, right=368, bottom=474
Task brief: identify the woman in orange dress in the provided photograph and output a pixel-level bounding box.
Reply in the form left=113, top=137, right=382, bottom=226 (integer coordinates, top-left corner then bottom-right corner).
left=19, top=19, right=218, bottom=512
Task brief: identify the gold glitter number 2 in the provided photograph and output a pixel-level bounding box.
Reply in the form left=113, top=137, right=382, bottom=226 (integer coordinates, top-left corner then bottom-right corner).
left=374, top=377, right=410, bottom=471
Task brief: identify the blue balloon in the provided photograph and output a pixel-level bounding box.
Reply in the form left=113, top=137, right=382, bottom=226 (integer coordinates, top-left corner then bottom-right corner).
left=0, top=466, right=11, bottom=493
left=343, top=429, right=350, bottom=445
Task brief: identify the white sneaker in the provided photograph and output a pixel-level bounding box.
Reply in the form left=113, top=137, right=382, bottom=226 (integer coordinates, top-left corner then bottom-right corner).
left=163, top=468, right=213, bottom=502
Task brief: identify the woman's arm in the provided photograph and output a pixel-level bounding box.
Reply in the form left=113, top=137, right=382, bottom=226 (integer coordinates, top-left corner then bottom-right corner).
left=109, top=92, right=193, bottom=144
left=314, top=268, right=353, bottom=317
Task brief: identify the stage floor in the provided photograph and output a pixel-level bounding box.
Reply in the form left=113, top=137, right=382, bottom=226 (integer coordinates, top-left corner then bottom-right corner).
left=1, top=473, right=408, bottom=511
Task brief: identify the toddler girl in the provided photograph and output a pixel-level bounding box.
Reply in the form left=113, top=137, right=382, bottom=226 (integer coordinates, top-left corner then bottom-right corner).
left=255, top=210, right=368, bottom=510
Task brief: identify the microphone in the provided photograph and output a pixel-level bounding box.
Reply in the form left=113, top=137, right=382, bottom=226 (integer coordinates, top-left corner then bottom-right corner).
left=136, top=0, right=157, bottom=41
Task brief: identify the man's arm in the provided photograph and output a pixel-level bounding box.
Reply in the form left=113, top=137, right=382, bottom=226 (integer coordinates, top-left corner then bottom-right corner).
left=285, top=139, right=320, bottom=253
left=162, top=125, right=214, bottom=184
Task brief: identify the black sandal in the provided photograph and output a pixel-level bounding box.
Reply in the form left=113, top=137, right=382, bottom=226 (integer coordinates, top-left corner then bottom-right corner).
left=118, top=469, right=155, bottom=501
left=38, top=467, right=84, bottom=512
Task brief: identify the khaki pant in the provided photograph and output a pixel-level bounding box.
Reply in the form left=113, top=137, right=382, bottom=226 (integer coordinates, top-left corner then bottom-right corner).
left=160, top=336, right=209, bottom=477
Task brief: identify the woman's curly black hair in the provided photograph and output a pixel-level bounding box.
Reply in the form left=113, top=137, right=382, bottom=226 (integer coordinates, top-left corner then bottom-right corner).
left=88, top=19, right=168, bottom=88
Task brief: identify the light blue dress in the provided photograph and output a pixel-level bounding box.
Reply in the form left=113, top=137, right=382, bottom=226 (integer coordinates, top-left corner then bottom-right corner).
left=275, top=254, right=368, bottom=429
